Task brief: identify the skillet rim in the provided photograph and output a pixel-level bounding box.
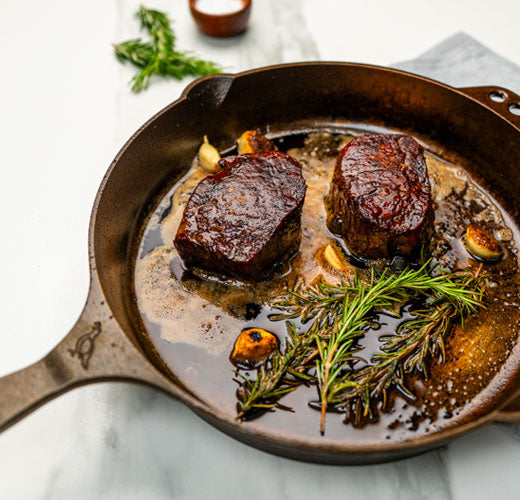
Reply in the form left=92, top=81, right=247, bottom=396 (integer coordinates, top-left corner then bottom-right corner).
left=90, top=61, right=520, bottom=459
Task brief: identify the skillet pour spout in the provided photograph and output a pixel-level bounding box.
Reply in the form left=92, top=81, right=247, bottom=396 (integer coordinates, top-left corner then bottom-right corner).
left=2, top=63, right=520, bottom=465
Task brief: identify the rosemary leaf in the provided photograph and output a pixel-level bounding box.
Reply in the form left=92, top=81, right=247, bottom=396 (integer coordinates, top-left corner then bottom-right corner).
left=114, top=39, right=154, bottom=68
left=136, top=5, right=175, bottom=56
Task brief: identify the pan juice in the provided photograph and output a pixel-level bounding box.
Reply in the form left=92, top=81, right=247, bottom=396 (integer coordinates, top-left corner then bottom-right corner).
left=133, top=129, right=520, bottom=441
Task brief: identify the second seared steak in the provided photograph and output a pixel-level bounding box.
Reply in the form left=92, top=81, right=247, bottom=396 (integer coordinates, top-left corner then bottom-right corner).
left=327, top=134, right=433, bottom=258
left=175, top=151, right=306, bottom=279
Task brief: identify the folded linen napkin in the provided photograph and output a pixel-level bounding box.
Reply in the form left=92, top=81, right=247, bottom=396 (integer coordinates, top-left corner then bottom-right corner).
left=394, top=31, right=520, bottom=94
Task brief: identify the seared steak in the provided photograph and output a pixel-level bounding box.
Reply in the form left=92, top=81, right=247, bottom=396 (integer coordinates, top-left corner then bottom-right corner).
left=327, top=134, right=433, bottom=258
left=175, top=151, right=306, bottom=279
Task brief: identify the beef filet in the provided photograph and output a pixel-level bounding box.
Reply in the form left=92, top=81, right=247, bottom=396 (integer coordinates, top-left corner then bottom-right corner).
left=326, top=134, right=433, bottom=258
left=175, top=151, right=307, bottom=279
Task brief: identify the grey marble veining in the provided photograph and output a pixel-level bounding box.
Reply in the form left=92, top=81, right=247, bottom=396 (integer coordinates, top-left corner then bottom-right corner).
left=55, top=385, right=455, bottom=500
left=237, top=0, right=320, bottom=67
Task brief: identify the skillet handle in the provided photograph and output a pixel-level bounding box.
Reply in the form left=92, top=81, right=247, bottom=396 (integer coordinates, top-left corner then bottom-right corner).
left=458, top=85, right=520, bottom=131
left=0, top=280, right=177, bottom=433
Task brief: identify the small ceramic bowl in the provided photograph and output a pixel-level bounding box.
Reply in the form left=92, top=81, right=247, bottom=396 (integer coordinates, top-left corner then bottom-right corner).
left=189, top=0, right=252, bottom=38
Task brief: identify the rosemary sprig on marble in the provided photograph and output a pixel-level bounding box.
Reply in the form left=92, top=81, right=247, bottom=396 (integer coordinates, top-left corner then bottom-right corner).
left=114, top=6, right=222, bottom=92
left=236, top=262, right=485, bottom=432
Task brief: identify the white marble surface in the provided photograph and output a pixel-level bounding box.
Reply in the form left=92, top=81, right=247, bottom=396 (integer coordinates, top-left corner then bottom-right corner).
left=1, top=0, right=520, bottom=498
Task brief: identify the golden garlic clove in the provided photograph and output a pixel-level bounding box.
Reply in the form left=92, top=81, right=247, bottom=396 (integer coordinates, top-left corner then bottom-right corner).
left=199, top=135, right=221, bottom=172
left=464, top=225, right=502, bottom=261
left=322, top=244, right=348, bottom=271
left=231, top=328, right=278, bottom=363
left=236, top=130, right=275, bottom=154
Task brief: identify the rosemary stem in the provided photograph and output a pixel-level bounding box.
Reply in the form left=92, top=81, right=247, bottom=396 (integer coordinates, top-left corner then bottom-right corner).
left=114, top=6, right=221, bottom=92
left=320, top=342, right=339, bottom=434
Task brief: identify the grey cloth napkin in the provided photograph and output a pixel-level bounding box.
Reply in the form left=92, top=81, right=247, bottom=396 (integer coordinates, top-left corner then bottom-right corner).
left=393, top=32, right=520, bottom=94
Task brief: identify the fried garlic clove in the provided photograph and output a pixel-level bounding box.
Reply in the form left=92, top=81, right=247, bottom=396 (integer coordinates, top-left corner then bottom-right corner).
left=236, top=130, right=275, bottom=154
left=199, top=135, right=221, bottom=172
left=322, top=244, right=349, bottom=271
left=231, top=328, right=278, bottom=363
left=464, top=225, right=502, bottom=261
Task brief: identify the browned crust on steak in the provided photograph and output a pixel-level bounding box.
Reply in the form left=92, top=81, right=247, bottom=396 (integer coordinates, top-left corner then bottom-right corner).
left=326, top=134, right=433, bottom=258
left=175, top=151, right=307, bottom=279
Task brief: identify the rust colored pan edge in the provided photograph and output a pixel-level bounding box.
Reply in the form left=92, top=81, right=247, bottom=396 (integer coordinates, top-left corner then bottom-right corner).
left=0, top=62, right=520, bottom=465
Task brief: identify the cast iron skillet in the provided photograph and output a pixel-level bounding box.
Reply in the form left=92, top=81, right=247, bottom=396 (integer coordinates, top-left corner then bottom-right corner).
left=1, top=63, right=520, bottom=465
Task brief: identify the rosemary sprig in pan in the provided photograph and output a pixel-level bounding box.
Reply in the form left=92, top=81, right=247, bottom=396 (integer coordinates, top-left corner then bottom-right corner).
left=114, top=6, right=222, bottom=92
left=323, top=272, right=484, bottom=429
left=314, top=265, right=484, bottom=433
left=272, top=262, right=483, bottom=326
left=237, top=279, right=355, bottom=418
left=236, top=262, right=485, bottom=432
left=236, top=322, right=317, bottom=418
left=327, top=301, right=462, bottom=426
left=270, top=278, right=352, bottom=330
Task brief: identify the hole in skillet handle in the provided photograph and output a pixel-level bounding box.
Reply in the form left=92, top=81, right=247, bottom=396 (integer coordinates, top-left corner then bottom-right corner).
left=509, top=103, right=520, bottom=116
left=490, top=90, right=507, bottom=103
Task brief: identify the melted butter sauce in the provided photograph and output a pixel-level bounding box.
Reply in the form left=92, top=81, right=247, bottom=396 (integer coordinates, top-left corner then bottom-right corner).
left=134, top=130, right=520, bottom=441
